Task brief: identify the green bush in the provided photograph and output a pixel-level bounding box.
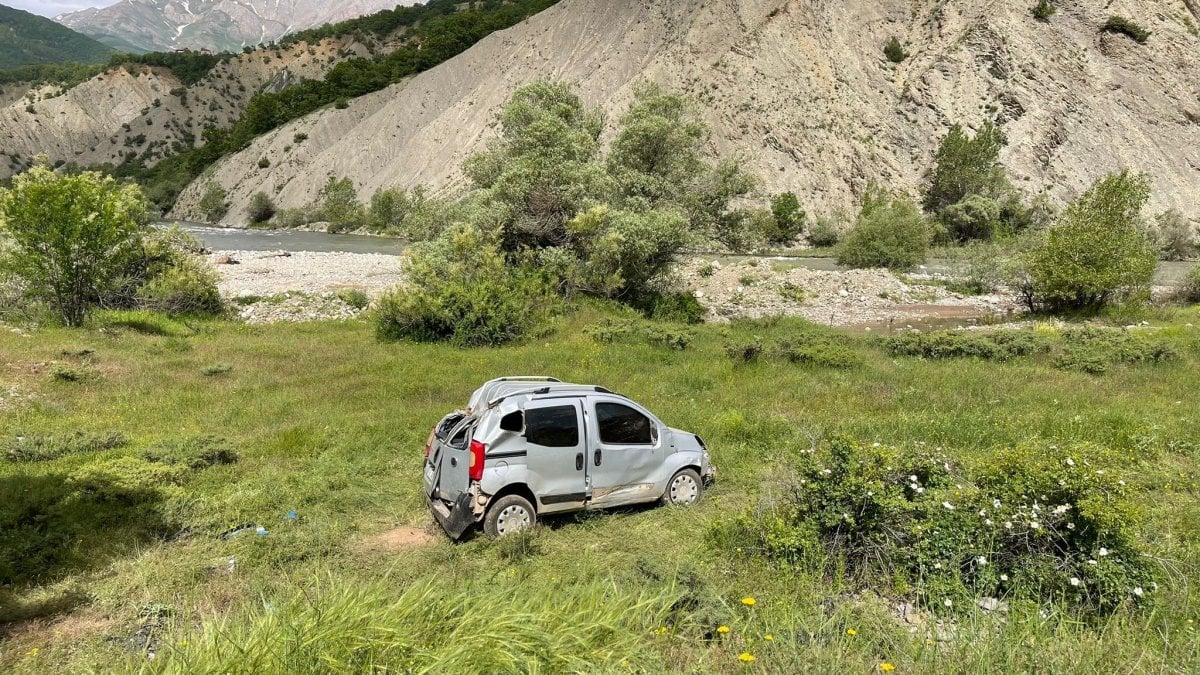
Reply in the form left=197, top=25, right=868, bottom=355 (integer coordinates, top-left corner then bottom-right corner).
left=1026, top=172, right=1157, bottom=312
left=723, top=438, right=1156, bottom=614
left=723, top=336, right=763, bottom=364
left=373, top=225, right=557, bottom=347
left=3, top=431, right=128, bottom=462
left=315, top=177, right=365, bottom=233
left=248, top=191, right=276, bottom=224
left=141, top=436, right=238, bottom=470
left=0, top=165, right=149, bottom=326
left=335, top=288, right=370, bottom=310
left=807, top=214, right=844, bottom=247
left=1032, top=0, right=1056, bottom=21
left=136, top=256, right=224, bottom=316
left=837, top=187, right=930, bottom=270
left=632, top=290, right=706, bottom=324
left=762, top=192, right=806, bottom=245
left=1151, top=210, right=1198, bottom=261
left=1103, top=16, right=1151, bottom=43
left=585, top=318, right=693, bottom=351
left=883, top=37, right=908, bottom=63
left=67, top=457, right=185, bottom=504
left=1055, top=327, right=1180, bottom=374
left=198, top=182, right=229, bottom=223
left=923, top=121, right=1009, bottom=217
left=946, top=241, right=1005, bottom=294
left=1177, top=265, right=1200, bottom=304
left=881, top=330, right=1050, bottom=362
left=257, top=157, right=271, bottom=169
left=773, top=340, right=862, bottom=369
left=942, top=194, right=1001, bottom=242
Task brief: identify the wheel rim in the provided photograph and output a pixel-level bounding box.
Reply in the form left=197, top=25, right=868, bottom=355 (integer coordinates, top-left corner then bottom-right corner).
left=495, top=504, right=532, bottom=535
left=669, top=474, right=699, bottom=505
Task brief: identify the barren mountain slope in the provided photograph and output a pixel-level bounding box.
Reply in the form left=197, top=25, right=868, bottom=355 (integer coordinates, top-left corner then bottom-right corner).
left=57, top=0, right=415, bottom=53
left=0, top=35, right=375, bottom=179
left=172, top=0, right=1200, bottom=225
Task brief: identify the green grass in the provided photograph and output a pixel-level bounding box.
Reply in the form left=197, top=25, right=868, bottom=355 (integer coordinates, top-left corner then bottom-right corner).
left=1, top=307, right=1199, bottom=672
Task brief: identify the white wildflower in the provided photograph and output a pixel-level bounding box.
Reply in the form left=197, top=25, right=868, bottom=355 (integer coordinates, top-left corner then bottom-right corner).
left=1030, top=521, right=1041, bottom=530
left=985, top=519, right=993, bottom=526
left=942, top=502, right=955, bottom=510
left=977, top=556, right=987, bottom=566
left=944, top=599, right=953, bottom=607
left=1133, top=587, right=1144, bottom=597
left=1004, top=521, right=1013, bottom=529
left=1067, top=522, right=1075, bottom=530
left=909, top=475, right=918, bottom=482
left=1087, top=559, right=1097, bottom=565
left=1070, top=577, right=1081, bottom=587
left=1099, top=548, right=1109, bottom=557
left=993, top=499, right=1002, bottom=509
left=1066, top=458, right=1075, bottom=466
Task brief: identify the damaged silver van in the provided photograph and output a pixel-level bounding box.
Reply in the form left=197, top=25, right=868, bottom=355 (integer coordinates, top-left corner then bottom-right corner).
left=423, top=377, right=715, bottom=538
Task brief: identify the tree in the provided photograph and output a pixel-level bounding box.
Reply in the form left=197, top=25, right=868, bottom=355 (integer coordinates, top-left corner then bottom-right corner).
left=923, top=121, right=1009, bottom=216
left=763, top=192, right=806, bottom=245
left=198, top=181, right=228, bottom=223
left=1150, top=209, right=1198, bottom=261
left=248, top=191, right=276, bottom=224
left=941, top=194, right=1001, bottom=242
left=1026, top=171, right=1157, bottom=311
left=316, top=177, right=364, bottom=233
left=0, top=165, right=148, bottom=326
left=884, top=37, right=908, bottom=63
left=1031, top=0, right=1057, bottom=22
left=838, top=185, right=930, bottom=270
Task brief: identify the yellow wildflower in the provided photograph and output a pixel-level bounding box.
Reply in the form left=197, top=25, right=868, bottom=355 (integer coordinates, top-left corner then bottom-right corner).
left=764, top=634, right=774, bottom=641
left=880, top=664, right=896, bottom=672
left=846, top=628, right=857, bottom=636
left=739, top=653, right=756, bottom=663
left=717, top=625, right=731, bottom=635
left=741, top=597, right=757, bottom=606
left=654, top=627, right=668, bottom=635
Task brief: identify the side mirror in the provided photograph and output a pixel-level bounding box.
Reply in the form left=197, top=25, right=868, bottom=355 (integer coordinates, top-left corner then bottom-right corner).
left=499, top=411, right=524, bottom=433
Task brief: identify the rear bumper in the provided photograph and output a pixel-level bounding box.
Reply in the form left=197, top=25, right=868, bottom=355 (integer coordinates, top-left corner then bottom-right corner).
left=429, top=491, right=476, bottom=540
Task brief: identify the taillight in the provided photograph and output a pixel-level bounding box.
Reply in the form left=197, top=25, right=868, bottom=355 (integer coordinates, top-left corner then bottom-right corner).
left=424, top=425, right=436, bottom=458
left=469, top=440, right=486, bottom=481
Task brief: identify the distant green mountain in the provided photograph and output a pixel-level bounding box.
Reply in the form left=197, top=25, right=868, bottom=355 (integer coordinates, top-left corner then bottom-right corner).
left=0, top=3, right=115, bottom=69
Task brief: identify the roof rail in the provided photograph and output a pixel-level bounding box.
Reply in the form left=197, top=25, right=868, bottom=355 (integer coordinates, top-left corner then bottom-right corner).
left=495, top=376, right=561, bottom=383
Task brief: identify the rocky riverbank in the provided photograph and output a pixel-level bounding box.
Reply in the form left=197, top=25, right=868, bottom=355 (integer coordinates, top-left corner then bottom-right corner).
left=208, top=250, right=1019, bottom=326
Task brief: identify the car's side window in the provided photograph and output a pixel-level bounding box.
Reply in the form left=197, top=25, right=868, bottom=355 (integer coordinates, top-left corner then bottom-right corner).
left=526, top=405, right=579, bottom=448
left=596, top=402, right=654, bottom=445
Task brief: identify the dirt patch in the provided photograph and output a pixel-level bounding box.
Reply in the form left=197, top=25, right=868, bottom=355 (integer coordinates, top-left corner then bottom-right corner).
left=358, top=526, right=438, bottom=553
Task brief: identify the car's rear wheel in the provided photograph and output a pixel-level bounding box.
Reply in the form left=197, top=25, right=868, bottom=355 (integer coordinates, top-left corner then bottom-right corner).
left=484, top=494, right=537, bottom=537
left=663, top=468, right=704, bottom=506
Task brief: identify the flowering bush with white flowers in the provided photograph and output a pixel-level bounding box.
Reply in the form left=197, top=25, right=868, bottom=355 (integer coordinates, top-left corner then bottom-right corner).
left=725, top=438, right=1157, bottom=615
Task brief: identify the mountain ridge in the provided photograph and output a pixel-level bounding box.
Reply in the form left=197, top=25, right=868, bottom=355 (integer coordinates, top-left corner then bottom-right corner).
left=0, top=3, right=115, bottom=68
left=56, top=0, right=421, bottom=53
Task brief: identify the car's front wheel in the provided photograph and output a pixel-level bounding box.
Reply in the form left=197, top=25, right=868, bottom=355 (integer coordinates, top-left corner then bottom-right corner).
left=484, top=494, right=537, bottom=537
left=662, top=468, right=704, bottom=506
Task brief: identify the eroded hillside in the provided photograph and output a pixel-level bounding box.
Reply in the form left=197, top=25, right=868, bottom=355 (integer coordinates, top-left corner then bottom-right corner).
left=170, top=0, right=1200, bottom=224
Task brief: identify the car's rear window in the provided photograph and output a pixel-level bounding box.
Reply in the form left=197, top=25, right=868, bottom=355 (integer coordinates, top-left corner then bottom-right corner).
left=526, top=405, right=579, bottom=448
left=596, top=402, right=653, bottom=445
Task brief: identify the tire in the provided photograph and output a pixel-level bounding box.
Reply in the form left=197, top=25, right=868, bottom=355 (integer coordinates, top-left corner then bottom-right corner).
left=484, top=494, right=537, bottom=537
left=662, top=468, right=704, bottom=507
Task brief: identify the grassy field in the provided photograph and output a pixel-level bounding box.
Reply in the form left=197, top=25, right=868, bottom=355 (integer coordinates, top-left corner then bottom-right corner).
left=1, top=305, right=1198, bottom=673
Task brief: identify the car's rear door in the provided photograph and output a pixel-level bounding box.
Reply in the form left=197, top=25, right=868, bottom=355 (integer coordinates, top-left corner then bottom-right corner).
left=585, top=399, right=667, bottom=507
left=427, top=418, right=472, bottom=501
left=522, top=399, right=588, bottom=511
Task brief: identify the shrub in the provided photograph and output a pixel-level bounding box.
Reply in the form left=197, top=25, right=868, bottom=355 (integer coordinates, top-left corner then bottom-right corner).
left=923, top=121, right=1009, bottom=216
left=942, top=194, right=1000, bottom=242
left=1176, top=265, right=1200, bottom=304
left=773, top=341, right=862, bottom=369
left=3, top=431, right=128, bottom=462
left=293, top=133, right=308, bottom=143
left=0, top=165, right=148, bottom=326
left=946, top=241, right=1004, bottom=294
left=1103, top=16, right=1151, bottom=44
left=1026, top=171, right=1157, bottom=312
left=1055, top=327, right=1180, bottom=374
left=763, top=192, right=806, bottom=245
left=882, top=330, right=1050, bottom=362
left=141, top=436, right=238, bottom=470
left=1032, top=0, right=1056, bottom=22
left=335, top=288, right=370, bottom=310
left=807, top=214, right=844, bottom=247
left=1150, top=210, right=1198, bottom=261
left=198, top=182, right=229, bottom=223
left=91, top=309, right=192, bottom=337
left=585, top=318, right=693, bottom=350
left=257, top=157, right=271, bottom=169
left=67, top=457, right=185, bottom=504
left=202, top=363, right=232, bottom=377
left=724, top=337, right=763, bottom=364
left=315, top=177, right=365, bottom=233
left=374, top=225, right=557, bottom=346
left=837, top=187, right=930, bottom=270
left=723, top=438, right=1156, bottom=614
left=633, top=290, right=706, bottom=324
left=248, top=191, right=276, bottom=224
left=136, top=256, right=224, bottom=316
left=883, top=37, right=908, bottom=63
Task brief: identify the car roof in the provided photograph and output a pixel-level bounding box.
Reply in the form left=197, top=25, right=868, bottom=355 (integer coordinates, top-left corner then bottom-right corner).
left=467, top=377, right=618, bottom=412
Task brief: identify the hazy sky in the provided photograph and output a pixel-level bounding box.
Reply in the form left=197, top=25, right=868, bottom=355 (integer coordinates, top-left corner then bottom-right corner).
left=7, top=1, right=118, bottom=18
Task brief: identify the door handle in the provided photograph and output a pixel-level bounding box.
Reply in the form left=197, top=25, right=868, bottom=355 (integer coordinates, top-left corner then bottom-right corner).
left=575, top=452, right=584, bottom=471
left=594, top=448, right=602, bottom=466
